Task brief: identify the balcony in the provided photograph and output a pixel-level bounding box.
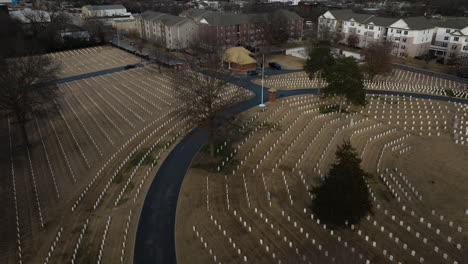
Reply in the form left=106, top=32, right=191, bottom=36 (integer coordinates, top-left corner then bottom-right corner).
left=430, top=45, right=447, bottom=51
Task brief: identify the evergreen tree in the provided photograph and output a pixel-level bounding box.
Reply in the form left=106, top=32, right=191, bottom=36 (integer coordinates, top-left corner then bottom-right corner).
left=323, top=56, right=366, bottom=112
left=310, top=141, right=372, bottom=228
left=304, top=41, right=335, bottom=93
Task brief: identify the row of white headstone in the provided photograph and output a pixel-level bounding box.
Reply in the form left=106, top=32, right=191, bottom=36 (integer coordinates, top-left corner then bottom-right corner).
left=73, top=81, right=125, bottom=135
left=43, top=227, right=63, bottom=264
left=63, top=82, right=115, bottom=145
left=193, top=225, right=227, bottom=264
left=8, top=116, right=23, bottom=264
left=71, top=219, right=89, bottom=264
left=71, top=109, right=179, bottom=211
left=82, top=78, right=136, bottom=128
left=96, top=216, right=112, bottom=264
left=113, top=124, right=187, bottom=207
left=120, top=210, right=132, bottom=263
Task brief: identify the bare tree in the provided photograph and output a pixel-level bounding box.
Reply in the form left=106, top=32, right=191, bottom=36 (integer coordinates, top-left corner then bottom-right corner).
left=151, top=38, right=167, bottom=72
left=84, top=20, right=107, bottom=44
left=318, top=24, right=343, bottom=46
left=257, top=11, right=290, bottom=47
left=0, top=54, right=61, bottom=146
left=170, top=53, right=248, bottom=157
left=362, top=41, right=393, bottom=80
left=346, top=34, right=360, bottom=47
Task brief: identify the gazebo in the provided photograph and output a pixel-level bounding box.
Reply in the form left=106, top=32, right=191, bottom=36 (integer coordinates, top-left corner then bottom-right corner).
left=222, top=47, right=257, bottom=73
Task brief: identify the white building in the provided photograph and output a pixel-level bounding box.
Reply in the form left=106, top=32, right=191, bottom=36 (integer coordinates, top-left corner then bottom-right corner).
left=386, top=17, right=434, bottom=57
left=82, top=5, right=130, bottom=18
left=137, top=11, right=198, bottom=50
left=431, top=18, right=468, bottom=61
left=318, top=10, right=468, bottom=59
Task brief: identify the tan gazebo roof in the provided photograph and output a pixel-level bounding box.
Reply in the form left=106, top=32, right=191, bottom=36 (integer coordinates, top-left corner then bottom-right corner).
left=223, top=47, right=256, bottom=65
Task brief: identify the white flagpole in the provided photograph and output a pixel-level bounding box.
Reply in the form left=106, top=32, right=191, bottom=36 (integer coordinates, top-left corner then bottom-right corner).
left=259, top=54, right=265, bottom=107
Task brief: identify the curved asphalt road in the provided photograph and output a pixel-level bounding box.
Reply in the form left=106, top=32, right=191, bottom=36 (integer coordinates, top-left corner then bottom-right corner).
left=134, top=70, right=468, bottom=264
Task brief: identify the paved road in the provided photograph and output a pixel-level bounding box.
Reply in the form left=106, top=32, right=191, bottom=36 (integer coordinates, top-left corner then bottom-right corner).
left=55, top=63, right=145, bottom=84
left=134, top=126, right=207, bottom=264
left=134, top=70, right=468, bottom=264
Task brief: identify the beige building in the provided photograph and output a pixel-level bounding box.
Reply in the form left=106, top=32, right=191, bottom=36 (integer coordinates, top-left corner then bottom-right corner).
left=137, top=11, right=198, bottom=50
left=112, top=18, right=137, bottom=33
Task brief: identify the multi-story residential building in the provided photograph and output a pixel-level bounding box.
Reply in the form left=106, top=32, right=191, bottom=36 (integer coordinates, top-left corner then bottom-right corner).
left=431, top=18, right=468, bottom=61
left=386, top=18, right=435, bottom=57
left=319, top=10, right=394, bottom=48
left=181, top=8, right=303, bottom=48
left=318, top=10, right=468, bottom=60
left=137, top=11, right=198, bottom=50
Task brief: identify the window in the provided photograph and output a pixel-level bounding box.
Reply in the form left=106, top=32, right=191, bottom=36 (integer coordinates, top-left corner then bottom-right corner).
left=401, top=45, right=406, bottom=49
left=368, top=26, right=374, bottom=30
left=404, top=31, right=408, bottom=35
left=395, top=37, right=400, bottom=41
left=391, top=29, right=393, bottom=33
left=403, top=38, right=407, bottom=42
left=452, top=45, right=457, bottom=50
left=351, top=22, right=355, bottom=26
left=444, top=36, right=449, bottom=40
left=443, top=43, right=448, bottom=47
left=463, top=46, right=468, bottom=50
left=397, top=29, right=401, bottom=34
left=446, top=29, right=450, bottom=33
left=454, top=37, right=459, bottom=41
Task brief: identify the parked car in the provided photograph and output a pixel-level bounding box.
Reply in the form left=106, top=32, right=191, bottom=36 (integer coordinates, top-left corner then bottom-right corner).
left=124, top=64, right=136, bottom=70
left=268, top=62, right=282, bottom=70
left=246, top=70, right=258, bottom=76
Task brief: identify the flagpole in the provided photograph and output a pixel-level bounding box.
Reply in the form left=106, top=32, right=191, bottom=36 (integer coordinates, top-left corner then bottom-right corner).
left=259, top=54, right=265, bottom=107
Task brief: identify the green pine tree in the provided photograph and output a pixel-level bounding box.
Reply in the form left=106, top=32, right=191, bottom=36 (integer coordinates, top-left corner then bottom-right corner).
left=304, top=41, right=335, bottom=93
left=322, top=56, right=367, bottom=113
left=310, top=141, right=372, bottom=228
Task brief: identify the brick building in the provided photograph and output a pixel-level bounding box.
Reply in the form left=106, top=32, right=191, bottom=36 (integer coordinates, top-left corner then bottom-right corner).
left=180, top=9, right=303, bottom=48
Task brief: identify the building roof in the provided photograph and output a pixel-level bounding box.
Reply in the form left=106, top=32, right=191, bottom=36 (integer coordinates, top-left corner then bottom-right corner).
left=141, top=10, right=192, bottom=27
left=9, top=10, right=51, bottom=23
left=433, top=17, right=468, bottom=29
left=396, top=16, right=434, bottom=30
left=179, top=8, right=213, bottom=20
left=364, top=16, right=397, bottom=27
left=223, top=47, right=256, bottom=65
left=327, top=9, right=375, bottom=23
left=199, top=9, right=301, bottom=26
left=84, top=5, right=126, bottom=11
left=327, top=9, right=468, bottom=30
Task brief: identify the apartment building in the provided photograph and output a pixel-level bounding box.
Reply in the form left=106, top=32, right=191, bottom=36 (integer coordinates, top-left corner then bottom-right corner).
left=181, top=8, right=302, bottom=48
left=386, top=17, right=434, bottom=57
left=431, top=18, right=468, bottom=61
left=137, top=11, right=198, bottom=50
left=318, top=10, right=468, bottom=59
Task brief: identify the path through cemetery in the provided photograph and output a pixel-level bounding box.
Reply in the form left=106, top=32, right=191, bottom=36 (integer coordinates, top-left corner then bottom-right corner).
left=134, top=71, right=468, bottom=264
